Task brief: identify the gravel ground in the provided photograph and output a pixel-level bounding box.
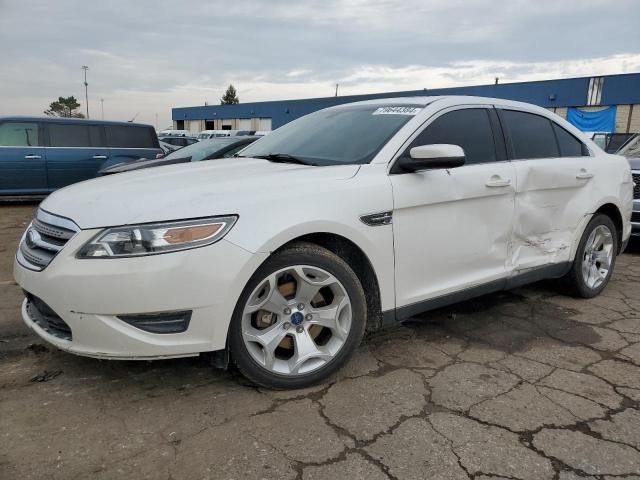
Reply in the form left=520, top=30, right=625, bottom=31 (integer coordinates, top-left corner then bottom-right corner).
left=1, top=203, right=640, bottom=480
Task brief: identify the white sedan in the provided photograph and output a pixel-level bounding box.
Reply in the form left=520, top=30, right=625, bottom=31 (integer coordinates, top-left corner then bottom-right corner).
left=14, top=96, right=634, bottom=389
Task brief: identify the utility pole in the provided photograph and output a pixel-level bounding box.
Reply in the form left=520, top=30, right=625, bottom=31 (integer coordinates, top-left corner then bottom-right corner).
left=100, top=98, right=104, bottom=120
left=335, top=83, right=339, bottom=97
left=81, top=65, right=89, bottom=118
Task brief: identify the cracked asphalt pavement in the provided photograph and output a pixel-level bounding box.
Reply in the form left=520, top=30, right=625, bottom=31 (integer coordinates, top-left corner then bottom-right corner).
left=2, top=204, right=640, bottom=480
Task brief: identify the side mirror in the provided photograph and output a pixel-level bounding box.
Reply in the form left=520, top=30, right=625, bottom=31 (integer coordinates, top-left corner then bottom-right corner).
left=392, top=144, right=466, bottom=173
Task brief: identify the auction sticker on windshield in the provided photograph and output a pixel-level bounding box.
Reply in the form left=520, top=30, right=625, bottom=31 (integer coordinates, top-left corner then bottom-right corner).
left=372, top=106, right=422, bottom=115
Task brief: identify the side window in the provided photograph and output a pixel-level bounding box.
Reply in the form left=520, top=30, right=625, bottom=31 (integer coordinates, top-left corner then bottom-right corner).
left=49, top=124, right=91, bottom=147
left=501, top=110, right=559, bottom=159
left=552, top=123, right=586, bottom=157
left=408, top=109, right=497, bottom=164
left=88, top=125, right=105, bottom=147
left=0, top=122, right=40, bottom=146
left=106, top=126, right=156, bottom=148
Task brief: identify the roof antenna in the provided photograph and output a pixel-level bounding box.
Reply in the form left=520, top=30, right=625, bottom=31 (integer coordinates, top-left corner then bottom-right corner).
left=128, top=112, right=139, bottom=123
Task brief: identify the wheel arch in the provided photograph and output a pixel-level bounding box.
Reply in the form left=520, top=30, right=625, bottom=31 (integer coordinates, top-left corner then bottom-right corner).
left=271, top=232, right=385, bottom=331
left=593, top=202, right=624, bottom=253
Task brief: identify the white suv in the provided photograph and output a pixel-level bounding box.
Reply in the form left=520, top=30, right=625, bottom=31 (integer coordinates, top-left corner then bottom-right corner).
left=14, top=96, right=634, bottom=389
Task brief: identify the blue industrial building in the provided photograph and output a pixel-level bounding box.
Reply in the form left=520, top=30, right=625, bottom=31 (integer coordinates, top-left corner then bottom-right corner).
left=172, top=72, right=640, bottom=134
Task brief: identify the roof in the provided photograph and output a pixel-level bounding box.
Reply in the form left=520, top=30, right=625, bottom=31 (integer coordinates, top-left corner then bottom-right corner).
left=0, top=116, right=154, bottom=129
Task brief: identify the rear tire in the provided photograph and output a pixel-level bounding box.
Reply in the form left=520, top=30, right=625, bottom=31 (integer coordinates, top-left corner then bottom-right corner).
left=556, top=214, right=618, bottom=298
left=228, top=242, right=367, bottom=389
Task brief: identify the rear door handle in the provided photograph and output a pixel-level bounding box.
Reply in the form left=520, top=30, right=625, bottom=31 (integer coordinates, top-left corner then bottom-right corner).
left=485, top=176, right=512, bottom=188
left=576, top=169, right=594, bottom=180
left=24, top=154, right=41, bottom=160
left=92, top=155, right=108, bottom=160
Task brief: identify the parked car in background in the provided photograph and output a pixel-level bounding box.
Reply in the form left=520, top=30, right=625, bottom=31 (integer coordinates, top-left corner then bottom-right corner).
left=14, top=96, right=632, bottom=389
left=159, top=140, right=183, bottom=155
left=100, top=136, right=259, bottom=174
left=158, top=129, right=190, bottom=137
left=591, top=132, right=637, bottom=153
left=0, top=117, right=161, bottom=197
left=158, top=135, right=199, bottom=148
left=197, top=130, right=240, bottom=139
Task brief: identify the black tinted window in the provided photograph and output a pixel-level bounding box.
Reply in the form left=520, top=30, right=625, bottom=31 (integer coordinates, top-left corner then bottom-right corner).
left=502, top=110, right=559, bottom=159
left=106, top=126, right=157, bottom=148
left=409, top=109, right=497, bottom=164
left=0, top=122, right=40, bottom=146
left=49, top=124, right=93, bottom=147
left=553, top=124, right=585, bottom=157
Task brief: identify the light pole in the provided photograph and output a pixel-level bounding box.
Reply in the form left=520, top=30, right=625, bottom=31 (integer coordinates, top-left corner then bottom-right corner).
left=100, top=98, right=104, bottom=120
left=81, top=65, right=89, bottom=118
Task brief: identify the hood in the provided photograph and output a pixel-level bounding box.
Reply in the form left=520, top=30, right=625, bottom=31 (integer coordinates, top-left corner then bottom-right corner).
left=100, top=156, right=191, bottom=174
left=42, top=158, right=360, bottom=229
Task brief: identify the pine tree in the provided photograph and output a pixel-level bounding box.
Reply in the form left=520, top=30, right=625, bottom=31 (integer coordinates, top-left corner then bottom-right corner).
left=220, top=85, right=239, bottom=105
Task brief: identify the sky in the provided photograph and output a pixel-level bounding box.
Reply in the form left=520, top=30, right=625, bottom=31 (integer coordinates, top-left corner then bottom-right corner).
left=1, top=0, right=639, bottom=129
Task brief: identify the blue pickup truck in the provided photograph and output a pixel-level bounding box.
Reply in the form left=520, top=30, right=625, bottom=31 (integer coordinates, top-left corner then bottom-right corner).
left=0, top=117, right=162, bottom=197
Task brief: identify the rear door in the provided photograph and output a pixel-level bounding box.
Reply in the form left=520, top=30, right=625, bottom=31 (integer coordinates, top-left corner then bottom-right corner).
left=500, top=108, right=596, bottom=269
left=45, top=122, right=109, bottom=190
left=0, top=121, right=47, bottom=195
left=106, top=125, right=161, bottom=167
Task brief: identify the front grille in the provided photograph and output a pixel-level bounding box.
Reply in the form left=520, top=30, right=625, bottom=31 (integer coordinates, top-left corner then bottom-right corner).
left=17, top=209, right=79, bottom=271
left=632, top=211, right=640, bottom=224
left=25, top=294, right=72, bottom=341
left=633, top=172, right=640, bottom=199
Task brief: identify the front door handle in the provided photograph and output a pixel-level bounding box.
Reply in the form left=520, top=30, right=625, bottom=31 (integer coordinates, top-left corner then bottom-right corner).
left=92, top=155, right=108, bottom=160
left=24, top=154, right=41, bottom=160
left=576, top=169, right=594, bottom=180
left=485, top=176, right=512, bottom=188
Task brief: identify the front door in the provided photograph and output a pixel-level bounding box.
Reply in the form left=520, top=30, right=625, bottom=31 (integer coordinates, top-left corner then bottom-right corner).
left=390, top=106, right=516, bottom=313
left=0, top=121, right=48, bottom=195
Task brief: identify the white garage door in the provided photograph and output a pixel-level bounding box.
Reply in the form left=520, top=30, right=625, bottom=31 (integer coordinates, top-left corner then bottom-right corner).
left=238, top=119, right=252, bottom=130
left=258, top=118, right=272, bottom=131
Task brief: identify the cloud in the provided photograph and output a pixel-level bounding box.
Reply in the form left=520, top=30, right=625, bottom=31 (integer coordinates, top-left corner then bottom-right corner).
left=0, top=0, right=638, bottom=128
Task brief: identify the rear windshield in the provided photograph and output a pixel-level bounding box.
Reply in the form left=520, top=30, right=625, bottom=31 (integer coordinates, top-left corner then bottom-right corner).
left=239, top=104, right=422, bottom=165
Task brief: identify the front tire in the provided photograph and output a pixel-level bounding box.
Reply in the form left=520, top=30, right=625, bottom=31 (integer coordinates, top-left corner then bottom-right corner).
left=229, top=242, right=367, bottom=389
left=557, top=213, right=618, bottom=298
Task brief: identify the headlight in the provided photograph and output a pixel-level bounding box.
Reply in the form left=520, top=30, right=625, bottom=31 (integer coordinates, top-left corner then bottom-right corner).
left=76, top=216, right=238, bottom=258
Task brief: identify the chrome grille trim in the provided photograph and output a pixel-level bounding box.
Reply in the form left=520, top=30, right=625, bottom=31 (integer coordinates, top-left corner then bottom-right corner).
left=632, top=171, right=639, bottom=200
left=16, top=209, right=80, bottom=271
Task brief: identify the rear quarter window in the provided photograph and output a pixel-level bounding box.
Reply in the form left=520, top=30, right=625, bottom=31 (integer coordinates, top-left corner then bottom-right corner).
left=106, top=126, right=158, bottom=148
left=552, top=123, right=588, bottom=157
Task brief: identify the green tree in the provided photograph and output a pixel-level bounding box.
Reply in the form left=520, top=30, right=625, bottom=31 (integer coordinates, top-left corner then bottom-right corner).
left=44, top=96, right=85, bottom=118
left=220, top=84, right=239, bottom=105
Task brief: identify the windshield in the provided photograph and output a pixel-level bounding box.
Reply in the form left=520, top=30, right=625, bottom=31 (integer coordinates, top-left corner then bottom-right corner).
left=239, top=104, right=422, bottom=165
left=164, top=138, right=235, bottom=162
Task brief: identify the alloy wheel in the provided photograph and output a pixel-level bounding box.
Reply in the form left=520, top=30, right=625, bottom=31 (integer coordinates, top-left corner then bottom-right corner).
left=241, top=265, right=352, bottom=376
left=581, top=224, right=614, bottom=289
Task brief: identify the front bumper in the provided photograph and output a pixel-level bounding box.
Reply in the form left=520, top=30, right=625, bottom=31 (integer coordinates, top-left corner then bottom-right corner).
left=14, top=229, right=267, bottom=359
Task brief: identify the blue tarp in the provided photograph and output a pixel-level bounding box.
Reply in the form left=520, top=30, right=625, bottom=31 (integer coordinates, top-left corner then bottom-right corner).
left=566, top=106, right=617, bottom=133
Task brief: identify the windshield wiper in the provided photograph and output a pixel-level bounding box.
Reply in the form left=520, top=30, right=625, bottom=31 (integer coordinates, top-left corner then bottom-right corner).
left=252, top=153, right=317, bottom=166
